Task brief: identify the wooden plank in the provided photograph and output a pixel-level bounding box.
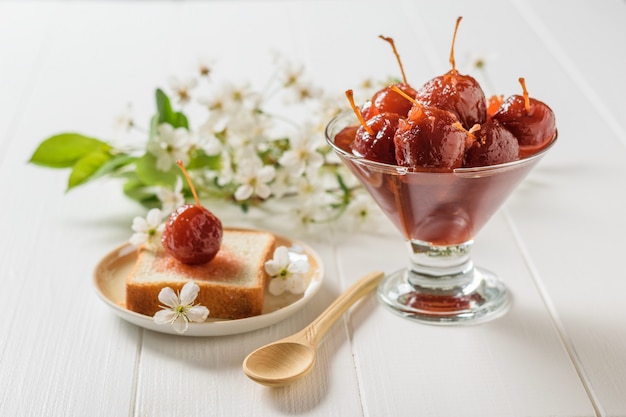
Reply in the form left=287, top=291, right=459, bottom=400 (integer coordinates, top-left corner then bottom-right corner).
left=336, top=215, right=594, bottom=417
left=506, top=1, right=626, bottom=414
left=0, top=2, right=176, bottom=416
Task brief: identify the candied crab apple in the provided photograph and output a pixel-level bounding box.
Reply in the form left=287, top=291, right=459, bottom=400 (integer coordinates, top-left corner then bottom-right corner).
left=352, top=112, right=402, bottom=164
left=362, top=36, right=416, bottom=120
left=415, top=17, right=486, bottom=129
left=362, top=83, right=417, bottom=120
left=346, top=89, right=400, bottom=164
left=394, top=103, right=467, bottom=170
left=492, top=78, right=556, bottom=157
left=162, top=161, right=223, bottom=265
left=463, top=121, right=520, bottom=167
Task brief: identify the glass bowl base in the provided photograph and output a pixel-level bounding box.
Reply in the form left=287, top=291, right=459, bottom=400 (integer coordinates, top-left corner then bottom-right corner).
left=377, top=267, right=510, bottom=325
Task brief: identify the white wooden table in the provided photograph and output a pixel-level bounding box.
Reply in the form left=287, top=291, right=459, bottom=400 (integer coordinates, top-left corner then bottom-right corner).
left=2, top=1, right=625, bottom=416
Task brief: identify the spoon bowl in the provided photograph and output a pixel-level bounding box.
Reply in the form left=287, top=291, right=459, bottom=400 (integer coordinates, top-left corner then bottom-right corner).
left=243, top=270, right=385, bottom=387
left=244, top=342, right=316, bottom=387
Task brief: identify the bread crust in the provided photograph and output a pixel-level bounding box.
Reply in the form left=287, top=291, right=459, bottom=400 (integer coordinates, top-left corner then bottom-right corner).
left=125, top=229, right=275, bottom=320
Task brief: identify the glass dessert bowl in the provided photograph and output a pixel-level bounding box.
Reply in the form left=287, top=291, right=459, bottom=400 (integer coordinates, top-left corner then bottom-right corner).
left=325, top=111, right=556, bottom=325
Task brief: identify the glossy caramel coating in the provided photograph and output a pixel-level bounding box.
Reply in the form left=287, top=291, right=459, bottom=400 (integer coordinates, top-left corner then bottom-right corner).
left=351, top=112, right=401, bottom=164
left=362, top=83, right=417, bottom=119
left=416, top=70, right=486, bottom=129
left=464, top=121, right=519, bottom=167
left=162, top=204, right=223, bottom=265
left=492, top=94, right=556, bottom=150
left=394, top=106, right=466, bottom=170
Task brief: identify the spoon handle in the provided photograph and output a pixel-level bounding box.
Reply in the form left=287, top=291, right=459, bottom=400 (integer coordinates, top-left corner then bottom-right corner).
left=307, top=270, right=385, bottom=345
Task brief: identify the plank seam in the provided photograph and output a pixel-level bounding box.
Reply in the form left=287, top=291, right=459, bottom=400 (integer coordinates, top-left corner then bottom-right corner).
left=503, top=207, right=604, bottom=417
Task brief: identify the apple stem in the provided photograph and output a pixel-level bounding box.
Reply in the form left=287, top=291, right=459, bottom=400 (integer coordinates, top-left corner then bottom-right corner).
left=345, top=89, right=375, bottom=136
left=390, top=85, right=421, bottom=107
left=518, top=77, right=531, bottom=114
left=176, top=160, right=201, bottom=207
left=379, top=35, right=408, bottom=84
left=390, top=85, right=424, bottom=120
left=449, top=16, right=463, bottom=73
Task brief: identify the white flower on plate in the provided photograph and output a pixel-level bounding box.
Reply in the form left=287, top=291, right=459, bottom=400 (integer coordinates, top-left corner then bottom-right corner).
left=234, top=157, right=276, bottom=201
left=147, top=123, right=191, bottom=172
left=153, top=281, right=209, bottom=334
left=129, top=208, right=165, bottom=250
left=265, top=246, right=310, bottom=296
left=156, top=176, right=185, bottom=215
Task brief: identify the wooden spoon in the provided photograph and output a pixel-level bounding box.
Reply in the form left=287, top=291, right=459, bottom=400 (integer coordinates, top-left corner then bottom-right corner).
left=242, top=270, right=385, bottom=387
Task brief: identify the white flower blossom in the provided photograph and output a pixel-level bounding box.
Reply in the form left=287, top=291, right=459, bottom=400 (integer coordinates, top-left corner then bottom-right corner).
left=273, top=54, right=322, bottom=103
left=129, top=208, right=165, bottom=250
left=196, top=130, right=223, bottom=156
left=265, top=246, right=310, bottom=295
left=197, top=57, right=215, bottom=78
left=345, top=193, right=379, bottom=228
left=147, top=123, right=191, bottom=171
left=197, top=81, right=256, bottom=131
left=153, top=281, right=209, bottom=334
left=114, top=103, right=134, bottom=134
left=234, top=158, right=275, bottom=201
left=279, top=133, right=324, bottom=177
left=168, top=76, right=198, bottom=105
left=269, top=169, right=293, bottom=199
left=156, top=176, right=184, bottom=215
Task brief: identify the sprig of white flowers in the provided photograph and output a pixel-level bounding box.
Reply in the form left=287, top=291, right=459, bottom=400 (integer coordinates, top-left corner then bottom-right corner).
left=40, top=54, right=389, bottom=228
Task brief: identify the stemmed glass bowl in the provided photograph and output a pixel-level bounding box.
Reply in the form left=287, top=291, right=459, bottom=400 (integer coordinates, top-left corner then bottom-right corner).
left=325, top=111, right=556, bottom=325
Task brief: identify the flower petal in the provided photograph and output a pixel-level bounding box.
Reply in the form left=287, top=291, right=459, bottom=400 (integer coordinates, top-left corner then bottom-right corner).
left=255, top=183, right=271, bottom=199
left=287, top=276, right=307, bottom=294
left=274, top=246, right=291, bottom=265
left=158, top=287, right=179, bottom=308
left=154, top=309, right=177, bottom=325
left=179, top=281, right=200, bottom=305
left=289, top=259, right=310, bottom=274
left=264, top=259, right=281, bottom=276
left=129, top=232, right=147, bottom=247
left=146, top=208, right=163, bottom=227
left=234, top=184, right=253, bottom=201
left=131, top=217, right=148, bottom=233
left=172, top=315, right=189, bottom=334
left=257, top=165, right=276, bottom=182
left=186, top=305, right=209, bottom=323
left=269, top=278, right=287, bottom=296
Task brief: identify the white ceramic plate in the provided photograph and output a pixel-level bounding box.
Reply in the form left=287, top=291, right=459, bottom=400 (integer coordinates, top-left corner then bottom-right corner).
left=93, top=229, right=324, bottom=336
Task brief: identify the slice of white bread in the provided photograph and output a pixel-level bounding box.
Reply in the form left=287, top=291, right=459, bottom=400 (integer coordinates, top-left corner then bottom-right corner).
left=126, top=229, right=276, bottom=320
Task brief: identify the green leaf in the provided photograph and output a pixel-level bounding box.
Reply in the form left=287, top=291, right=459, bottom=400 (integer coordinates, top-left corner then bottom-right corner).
left=122, top=174, right=159, bottom=205
left=93, top=154, right=136, bottom=179
left=135, top=153, right=179, bottom=187
left=67, top=151, right=112, bottom=190
left=30, top=133, right=111, bottom=168
left=187, top=148, right=221, bottom=171
left=155, top=89, right=189, bottom=129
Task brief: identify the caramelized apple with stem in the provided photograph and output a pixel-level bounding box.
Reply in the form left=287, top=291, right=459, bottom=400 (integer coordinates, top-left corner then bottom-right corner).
left=361, top=35, right=417, bottom=120
left=390, top=86, right=467, bottom=170
left=492, top=77, right=556, bottom=157
left=346, top=89, right=400, bottom=165
left=161, top=161, right=223, bottom=265
left=415, top=16, right=487, bottom=129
